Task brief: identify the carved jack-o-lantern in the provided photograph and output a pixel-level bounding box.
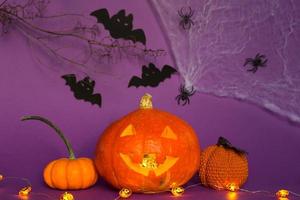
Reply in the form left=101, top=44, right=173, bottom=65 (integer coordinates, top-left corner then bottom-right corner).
left=95, top=94, right=201, bottom=193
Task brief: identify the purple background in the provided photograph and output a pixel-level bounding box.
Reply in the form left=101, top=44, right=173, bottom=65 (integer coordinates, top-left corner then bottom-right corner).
left=0, top=0, right=300, bottom=199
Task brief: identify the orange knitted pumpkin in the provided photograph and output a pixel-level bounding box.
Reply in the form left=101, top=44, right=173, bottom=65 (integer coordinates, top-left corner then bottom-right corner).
left=95, top=94, right=201, bottom=193
left=199, top=137, right=248, bottom=191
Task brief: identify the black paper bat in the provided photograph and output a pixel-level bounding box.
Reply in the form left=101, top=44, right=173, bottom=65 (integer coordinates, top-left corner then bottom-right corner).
left=62, top=74, right=102, bottom=107
left=128, top=63, right=177, bottom=88
left=90, top=8, right=146, bottom=45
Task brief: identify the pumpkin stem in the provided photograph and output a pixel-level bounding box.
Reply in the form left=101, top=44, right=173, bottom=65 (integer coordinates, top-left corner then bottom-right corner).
left=140, top=93, right=153, bottom=109
left=21, top=115, right=76, bottom=160
left=217, top=136, right=248, bottom=155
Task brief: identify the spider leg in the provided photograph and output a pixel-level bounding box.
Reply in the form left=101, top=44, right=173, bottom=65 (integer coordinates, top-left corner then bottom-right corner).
left=180, top=21, right=184, bottom=28
left=187, top=6, right=193, bottom=17
left=243, top=59, right=252, bottom=66
left=187, top=98, right=190, bottom=104
left=253, top=67, right=258, bottom=73
left=190, top=8, right=194, bottom=17
left=184, top=22, right=192, bottom=30
left=180, top=21, right=188, bottom=30
left=259, top=54, right=266, bottom=59
left=178, top=8, right=184, bottom=17
left=182, top=99, right=188, bottom=106
left=178, top=10, right=183, bottom=17
left=248, top=66, right=258, bottom=73
left=261, top=59, right=268, bottom=66
left=247, top=67, right=255, bottom=72
left=190, top=89, right=196, bottom=96
left=255, top=53, right=260, bottom=59
left=177, top=97, right=181, bottom=105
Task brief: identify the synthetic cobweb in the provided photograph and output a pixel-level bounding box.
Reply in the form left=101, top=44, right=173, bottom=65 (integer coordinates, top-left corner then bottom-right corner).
left=151, top=0, right=300, bottom=123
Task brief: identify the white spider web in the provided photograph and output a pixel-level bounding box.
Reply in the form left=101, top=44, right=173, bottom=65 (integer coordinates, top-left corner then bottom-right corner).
left=151, top=0, right=300, bottom=123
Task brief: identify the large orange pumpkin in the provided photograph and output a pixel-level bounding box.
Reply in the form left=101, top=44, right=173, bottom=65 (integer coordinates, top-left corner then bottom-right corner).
left=199, top=137, right=248, bottom=190
left=95, top=94, right=201, bottom=193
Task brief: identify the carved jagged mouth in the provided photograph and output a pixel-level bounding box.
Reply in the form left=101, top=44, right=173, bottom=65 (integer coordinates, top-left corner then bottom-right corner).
left=120, top=153, right=179, bottom=176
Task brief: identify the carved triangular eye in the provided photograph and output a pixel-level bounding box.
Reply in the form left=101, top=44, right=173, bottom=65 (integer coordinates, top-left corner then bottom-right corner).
left=120, top=124, right=136, bottom=137
left=161, top=126, right=177, bottom=140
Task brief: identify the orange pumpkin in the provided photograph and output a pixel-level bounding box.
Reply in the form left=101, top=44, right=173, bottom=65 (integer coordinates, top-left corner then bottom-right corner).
left=199, top=137, right=248, bottom=190
left=22, top=115, right=98, bottom=190
left=95, top=94, right=201, bottom=193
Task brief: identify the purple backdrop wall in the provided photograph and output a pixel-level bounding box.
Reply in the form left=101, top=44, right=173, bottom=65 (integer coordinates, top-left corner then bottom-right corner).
left=0, top=0, right=300, bottom=199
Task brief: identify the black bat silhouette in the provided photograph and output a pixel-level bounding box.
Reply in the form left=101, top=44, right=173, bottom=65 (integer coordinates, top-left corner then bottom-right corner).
left=62, top=74, right=102, bottom=107
left=217, top=137, right=248, bottom=155
left=128, top=63, right=177, bottom=88
left=90, top=8, right=146, bottom=45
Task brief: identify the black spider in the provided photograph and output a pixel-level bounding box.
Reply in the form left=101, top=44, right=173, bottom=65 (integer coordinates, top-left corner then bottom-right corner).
left=243, top=53, right=268, bottom=73
left=178, top=6, right=194, bottom=30
left=175, top=84, right=196, bottom=105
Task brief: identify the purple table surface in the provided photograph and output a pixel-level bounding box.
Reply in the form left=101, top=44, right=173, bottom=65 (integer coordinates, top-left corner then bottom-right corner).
left=1, top=0, right=300, bottom=200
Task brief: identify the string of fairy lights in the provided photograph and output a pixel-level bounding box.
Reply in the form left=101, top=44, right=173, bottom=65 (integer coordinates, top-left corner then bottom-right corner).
left=1, top=173, right=300, bottom=199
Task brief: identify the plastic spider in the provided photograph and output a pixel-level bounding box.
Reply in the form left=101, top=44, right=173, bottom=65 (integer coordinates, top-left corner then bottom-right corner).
left=243, top=53, right=268, bottom=73
left=178, top=6, right=194, bottom=30
left=175, top=84, right=196, bottom=105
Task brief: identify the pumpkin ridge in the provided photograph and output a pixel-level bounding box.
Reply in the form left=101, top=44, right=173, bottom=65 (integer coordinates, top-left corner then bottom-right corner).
left=111, top=124, right=123, bottom=189
left=85, top=158, right=96, bottom=187
left=65, top=160, right=70, bottom=189
left=201, top=146, right=217, bottom=186
left=50, top=160, right=59, bottom=188
left=51, top=159, right=66, bottom=189
left=208, top=147, right=224, bottom=189
left=45, top=160, right=56, bottom=188
left=223, top=149, right=233, bottom=188
left=77, top=159, right=84, bottom=189
left=177, top=137, right=193, bottom=187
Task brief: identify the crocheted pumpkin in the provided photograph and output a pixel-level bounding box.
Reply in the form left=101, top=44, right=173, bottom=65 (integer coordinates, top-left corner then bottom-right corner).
left=95, top=93, right=201, bottom=193
left=199, top=137, right=248, bottom=190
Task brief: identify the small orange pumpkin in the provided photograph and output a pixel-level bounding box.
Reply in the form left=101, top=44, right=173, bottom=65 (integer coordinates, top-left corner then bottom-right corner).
left=95, top=94, right=201, bottom=193
left=22, top=115, right=98, bottom=190
left=199, top=137, right=248, bottom=190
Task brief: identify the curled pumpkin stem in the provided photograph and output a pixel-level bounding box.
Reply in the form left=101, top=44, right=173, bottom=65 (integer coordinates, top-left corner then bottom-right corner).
left=21, top=115, right=76, bottom=160
left=217, top=136, right=248, bottom=155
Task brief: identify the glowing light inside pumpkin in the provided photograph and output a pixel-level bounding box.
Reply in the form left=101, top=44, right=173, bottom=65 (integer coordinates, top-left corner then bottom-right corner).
left=60, top=192, right=74, bottom=200
left=171, top=187, right=185, bottom=197
left=276, top=189, right=289, bottom=199
left=140, top=154, right=158, bottom=169
left=0, top=174, right=3, bottom=181
left=119, top=188, right=132, bottom=198
left=227, top=183, right=239, bottom=192
left=18, top=186, right=32, bottom=199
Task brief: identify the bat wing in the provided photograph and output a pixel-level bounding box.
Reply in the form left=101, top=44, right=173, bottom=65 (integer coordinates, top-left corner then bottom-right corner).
left=85, top=93, right=102, bottom=107
left=161, top=65, right=177, bottom=80
left=90, top=8, right=110, bottom=30
left=61, top=74, right=77, bottom=92
left=128, top=76, right=144, bottom=88
left=126, top=29, right=146, bottom=45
